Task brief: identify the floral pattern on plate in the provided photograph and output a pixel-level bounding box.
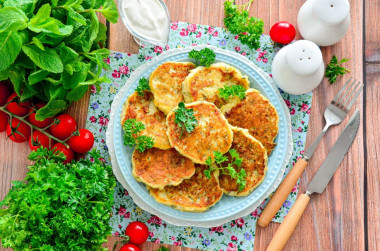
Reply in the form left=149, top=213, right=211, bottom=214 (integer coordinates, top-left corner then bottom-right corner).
left=85, top=21, right=312, bottom=251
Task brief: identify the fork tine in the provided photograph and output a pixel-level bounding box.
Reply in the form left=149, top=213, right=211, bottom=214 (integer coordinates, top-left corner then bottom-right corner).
left=342, top=81, right=361, bottom=108
left=332, top=77, right=353, bottom=103
left=346, top=83, right=364, bottom=110
left=337, top=79, right=356, bottom=105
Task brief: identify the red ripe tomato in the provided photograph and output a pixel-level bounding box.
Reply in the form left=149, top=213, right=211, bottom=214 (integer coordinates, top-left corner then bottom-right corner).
left=119, top=244, right=141, bottom=251
left=52, top=143, right=74, bottom=164
left=0, top=110, right=9, bottom=132
left=28, top=103, right=53, bottom=128
left=269, top=21, right=296, bottom=45
left=29, top=131, right=52, bottom=151
left=0, top=82, right=11, bottom=106
left=6, top=118, right=31, bottom=143
left=6, top=93, right=32, bottom=116
left=125, top=221, right=149, bottom=245
left=68, top=129, right=94, bottom=153
left=50, top=114, right=77, bottom=140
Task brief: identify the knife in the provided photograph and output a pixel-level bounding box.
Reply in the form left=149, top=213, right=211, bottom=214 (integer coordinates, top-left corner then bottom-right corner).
left=266, top=109, right=360, bottom=251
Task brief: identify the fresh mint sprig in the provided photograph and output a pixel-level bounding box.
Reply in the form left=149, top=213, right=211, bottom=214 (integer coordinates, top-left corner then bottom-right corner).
left=174, top=102, right=198, bottom=139
left=218, top=85, right=246, bottom=100
left=205, top=149, right=246, bottom=192
left=123, top=119, right=154, bottom=152
left=325, top=56, right=350, bottom=84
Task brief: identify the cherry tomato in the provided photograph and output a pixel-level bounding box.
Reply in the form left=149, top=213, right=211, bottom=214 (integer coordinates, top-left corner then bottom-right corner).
left=52, top=143, right=74, bottom=164
left=29, top=131, right=52, bottom=151
left=68, top=129, right=94, bottom=153
left=6, top=118, right=31, bottom=143
left=125, top=221, right=149, bottom=245
left=28, top=103, right=53, bottom=128
left=0, top=82, right=11, bottom=106
left=0, top=111, right=9, bottom=132
left=269, top=21, right=296, bottom=45
left=6, top=93, right=32, bottom=116
left=50, top=114, right=77, bottom=140
left=119, top=244, right=141, bottom=251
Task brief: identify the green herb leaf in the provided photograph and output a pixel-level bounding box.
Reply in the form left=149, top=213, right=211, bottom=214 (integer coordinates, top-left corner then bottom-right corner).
left=32, top=36, right=44, bottom=50
left=218, top=85, right=246, bottom=100
left=156, top=247, right=170, bottom=251
left=325, top=55, right=350, bottom=84
left=22, top=45, right=64, bottom=73
left=224, top=0, right=264, bottom=50
left=0, top=31, right=22, bottom=71
left=100, top=0, right=119, bottom=23
left=123, top=119, right=154, bottom=152
left=66, top=85, right=88, bottom=101
left=136, top=77, right=150, bottom=96
left=188, top=48, right=216, bottom=67
left=3, top=0, right=38, bottom=14
left=0, top=7, right=28, bottom=33
left=35, top=99, right=67, bottom=120
left=204, top=150, right=246, bottom=192
left=174, top=102, right=198, bottom=139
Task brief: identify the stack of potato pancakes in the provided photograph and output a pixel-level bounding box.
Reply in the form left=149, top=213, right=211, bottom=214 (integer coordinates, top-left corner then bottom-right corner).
left=120, top=62, right=279, bottom=212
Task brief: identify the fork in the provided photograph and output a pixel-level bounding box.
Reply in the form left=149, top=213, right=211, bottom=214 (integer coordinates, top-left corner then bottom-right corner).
left=258, top=77, right=363, bottom=227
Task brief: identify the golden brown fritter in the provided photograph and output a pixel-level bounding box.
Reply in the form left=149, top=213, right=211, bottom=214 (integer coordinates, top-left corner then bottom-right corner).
left=132, top=148, right=195, bottom=189
left=182, top=62, right=250, bottom=107
left=221, top=89, right=279, bottom=155
left=166, top=101, right=233, bottom=164
left=121, top=91, right=171, bottom=149
left=148, top=165, right=223, bottom=212
left=219, top=127, right=268, bottom=196
left=150, top=62, right=196, bottom=114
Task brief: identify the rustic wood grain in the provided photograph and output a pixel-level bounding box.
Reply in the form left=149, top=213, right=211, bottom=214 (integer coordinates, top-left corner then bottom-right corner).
left=0, top=0, right=372, bottom=251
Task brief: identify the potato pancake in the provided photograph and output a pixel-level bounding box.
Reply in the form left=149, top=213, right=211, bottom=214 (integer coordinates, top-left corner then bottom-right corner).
left=150, top=62, right=196, bottom=114
left=132, top=148, right=195, bottom=189
left=121, top=91, right=171, bottom=149
left=166, top=101, right=233, bottom=164
left=221, top=89, right=279, bottom=155
left=182, top=62, right=250, bottom=107
left=219, top=127, right=268, bottom=196
left=148, top=165, right=223, bottom=212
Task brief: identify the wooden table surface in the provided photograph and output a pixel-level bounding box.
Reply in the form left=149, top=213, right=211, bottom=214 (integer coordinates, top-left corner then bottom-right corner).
left=1, top=0, right=379, bottom=250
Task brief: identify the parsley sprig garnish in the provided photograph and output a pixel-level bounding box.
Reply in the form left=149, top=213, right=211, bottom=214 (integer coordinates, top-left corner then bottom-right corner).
left=136, top=77, right=150, bottom=96
left=224, top=0, right=264, bottom=50
left=123, top=119, right=154, bottom=152
left=174, top=102, right=198, bottom=139
left=218, top=85, right=246, bottom=100
left=188, top=48, right=216, bottom=67
left=325, top=56, right=350, bottom=84
left=205, top=150, right=247, bottom=192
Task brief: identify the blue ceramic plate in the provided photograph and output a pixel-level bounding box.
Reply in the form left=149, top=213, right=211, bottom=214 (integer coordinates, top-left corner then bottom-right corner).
left=106, top=45, right=292, bottom=227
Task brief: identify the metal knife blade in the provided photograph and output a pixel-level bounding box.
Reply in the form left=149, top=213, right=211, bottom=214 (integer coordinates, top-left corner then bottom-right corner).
left=306, top=109, right=360, bottom=195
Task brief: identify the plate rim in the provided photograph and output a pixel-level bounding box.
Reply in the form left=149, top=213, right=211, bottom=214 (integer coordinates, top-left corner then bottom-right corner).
left=106, top=45, right=293, bottom=227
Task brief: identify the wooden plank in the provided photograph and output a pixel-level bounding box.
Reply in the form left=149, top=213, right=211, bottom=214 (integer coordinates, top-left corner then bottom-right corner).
left=365, top=64, right=380, bottom=251
left=365, top=0, right=380, bottom=62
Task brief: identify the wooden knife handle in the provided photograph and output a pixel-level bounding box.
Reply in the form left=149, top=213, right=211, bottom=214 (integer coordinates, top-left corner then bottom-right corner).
left=258, top=158, right=308, bottom=227
left=266, top=193, right=311, bottom=251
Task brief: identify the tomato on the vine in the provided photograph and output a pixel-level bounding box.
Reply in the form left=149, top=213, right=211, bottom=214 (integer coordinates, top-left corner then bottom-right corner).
left=28, top=103, right=53, bottom=128
left=6, top=118, right=31, bottom=143
left=52, top=143, right=74, bottom=164
left=0, top=111, right=8, bottom=132
left=6, top=93, right=32, bottom=117
left=29, top=131, right=52, bottom=151
left=269, top=21, right=296, bottom=45
left=119, top=244, right=141, bottom=251
left=68, top=129, right=94, bottom=153
left=0, top=82, right=11, bottom=106
left=125, top=221, right=149, bottom=245
left=50, top=114, right=77, bottom=140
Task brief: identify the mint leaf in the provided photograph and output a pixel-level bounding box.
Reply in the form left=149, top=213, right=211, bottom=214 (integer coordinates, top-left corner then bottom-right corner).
left=62, top=62, right=90, bottom=89
left=101, top=0, right=118, bottom=23
left=22, top=45, right=64, bottom=73
left=35, top=100, right=67, bottom=120
left=95, top=22, right=107, bottom=43
left=0, top=31, right=22, bottom=71
left=32, top=37, right=44, bottom=50
left=28, top=4, right=73, bottom=36
left=3, top=0, right=38, bottom=13
left=28, top=69, right=49, bottom=85
left=66, top=85, right=88, bottom=102
left=0, top=7, right=28, bottom=33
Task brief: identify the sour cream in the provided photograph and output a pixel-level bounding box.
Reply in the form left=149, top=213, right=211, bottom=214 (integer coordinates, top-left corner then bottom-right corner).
left=121, top=0, right=170, bottom=45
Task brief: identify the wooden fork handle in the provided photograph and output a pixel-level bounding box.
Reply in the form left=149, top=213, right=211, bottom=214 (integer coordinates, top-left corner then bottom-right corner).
left=258, top=158, right=308, bottom=227
left=266, top=193, right=311, bottom=251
